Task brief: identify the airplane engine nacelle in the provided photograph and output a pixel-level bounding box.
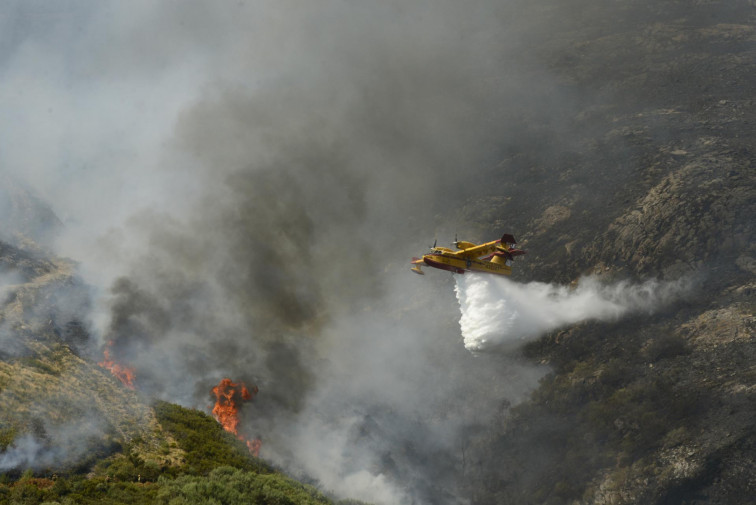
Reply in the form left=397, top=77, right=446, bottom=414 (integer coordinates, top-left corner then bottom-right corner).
left=454, top=240, right=477, bottom=250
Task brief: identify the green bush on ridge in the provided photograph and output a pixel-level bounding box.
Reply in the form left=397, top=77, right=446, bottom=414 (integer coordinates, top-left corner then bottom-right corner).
left=0, top=402, right=368, bottom=505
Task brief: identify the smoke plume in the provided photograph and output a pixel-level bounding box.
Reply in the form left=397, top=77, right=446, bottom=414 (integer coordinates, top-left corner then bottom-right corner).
left=0, top=0, right=669, bottom=503
left=456, top=274, right=695, bottom=352
left=0, top=418, right=107, bottom=473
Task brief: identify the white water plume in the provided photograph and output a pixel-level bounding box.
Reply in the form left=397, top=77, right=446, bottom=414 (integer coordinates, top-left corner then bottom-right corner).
left=455, top=274, right=694, bottom=352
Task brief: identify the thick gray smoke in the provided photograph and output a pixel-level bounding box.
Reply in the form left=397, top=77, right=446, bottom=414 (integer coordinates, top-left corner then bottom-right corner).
left=0, top=1, right=613, bottom=503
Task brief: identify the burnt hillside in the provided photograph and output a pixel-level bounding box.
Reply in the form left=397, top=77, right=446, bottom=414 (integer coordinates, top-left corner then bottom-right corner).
left=456, top=1, right=755, bottom=503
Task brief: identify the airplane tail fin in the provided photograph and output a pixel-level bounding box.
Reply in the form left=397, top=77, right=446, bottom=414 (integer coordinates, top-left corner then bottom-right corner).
left=501, top=233, right=517, bottom=246
left=490, top=248, right=525, bottom=265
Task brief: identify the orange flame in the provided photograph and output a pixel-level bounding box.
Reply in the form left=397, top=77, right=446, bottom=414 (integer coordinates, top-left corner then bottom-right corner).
left=98, top=344, right=136, bottom=389
left=211, top=378, right=261, bottom=456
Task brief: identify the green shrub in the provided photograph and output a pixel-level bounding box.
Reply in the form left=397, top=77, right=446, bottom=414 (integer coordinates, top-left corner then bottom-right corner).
left=155, top=466, right=331, bottom=505
left=153, top=402, right=270, bottom=475
left=9, top=479, right=47, bottom=505
left=0, top=401, right=360, bottom=505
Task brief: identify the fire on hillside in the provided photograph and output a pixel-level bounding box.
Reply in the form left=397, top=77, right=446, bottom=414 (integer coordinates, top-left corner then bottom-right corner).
left=98, top=342, right=136, bottom=390
left=211, top=378, right=262, bottom=457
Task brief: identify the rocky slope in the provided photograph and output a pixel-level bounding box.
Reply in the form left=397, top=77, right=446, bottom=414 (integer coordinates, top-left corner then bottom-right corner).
left=0, top=240, right=176, bottom=476
left=456, top=1, right=755, bottom=503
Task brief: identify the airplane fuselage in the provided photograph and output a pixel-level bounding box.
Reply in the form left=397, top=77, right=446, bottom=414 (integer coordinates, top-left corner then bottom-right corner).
left=410, top=234, right=524, bottom=276
left=422, top=251, right=512, bottom=276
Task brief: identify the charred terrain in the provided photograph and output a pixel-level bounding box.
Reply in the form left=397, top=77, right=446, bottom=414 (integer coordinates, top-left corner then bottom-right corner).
left=457, top=1, right=756, bottom=503
left=1, top=1, right=755, bottom=504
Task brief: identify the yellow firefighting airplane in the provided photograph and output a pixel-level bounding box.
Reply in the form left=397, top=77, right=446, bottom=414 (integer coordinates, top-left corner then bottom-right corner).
left=411, top=234, right=525, bottom=276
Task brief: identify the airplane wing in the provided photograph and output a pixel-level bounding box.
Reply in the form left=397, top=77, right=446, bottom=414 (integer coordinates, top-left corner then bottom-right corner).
left=452, top=234, right=521, bottom=259
left=453, top=241, right=500, bottom=259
